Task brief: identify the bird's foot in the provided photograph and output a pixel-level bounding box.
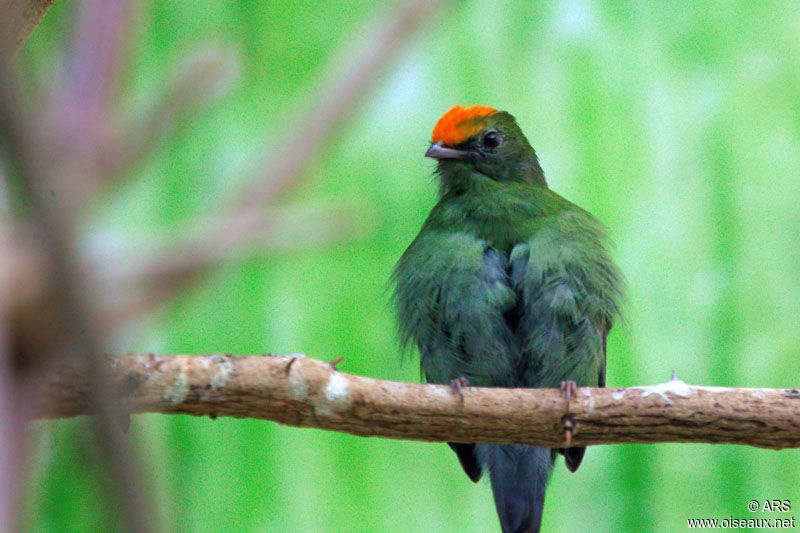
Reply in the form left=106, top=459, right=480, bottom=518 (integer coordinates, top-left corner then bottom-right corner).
left=450, top=377, right=469, bottom=404
left=562, top=414, right=576, bottom=447
left=559, top=381, right=578, bottom=446
left=559, top=380, right=578, bottom=404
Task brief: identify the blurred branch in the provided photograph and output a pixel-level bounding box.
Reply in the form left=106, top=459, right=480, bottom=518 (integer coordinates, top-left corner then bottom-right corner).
left=63, top=0, right=132, bottom=117
left=107, top=197, right=365, bottom=316
left=236, top=0, right=452, bottom=206
left=0, top=218, right=38, bottom=532
left=33, top=353, right=800, bottom=451
left=40, top=0, right=135, bottom=212
left=0, top=253, right=18, bottom=532
left=0, top=72, right=155, bottom=533
left=0, top=0, right=54, bottom=60
left=98, top=44, right=239, bottom=178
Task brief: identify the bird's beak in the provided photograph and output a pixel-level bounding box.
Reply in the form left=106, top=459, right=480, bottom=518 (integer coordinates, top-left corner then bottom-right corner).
left=425, top=141, right=470, bottom=160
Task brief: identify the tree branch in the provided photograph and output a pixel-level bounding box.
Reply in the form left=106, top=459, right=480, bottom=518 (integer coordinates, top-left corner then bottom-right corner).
left=0, top=0, right=54, bottom=60
left=34, top=353, right=800, bottom=450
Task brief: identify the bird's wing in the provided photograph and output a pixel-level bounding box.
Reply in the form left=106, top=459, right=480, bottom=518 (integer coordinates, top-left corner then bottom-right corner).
left=393, top=230, right=522, bottom=387
left=509, top=211, right=621, bottom=390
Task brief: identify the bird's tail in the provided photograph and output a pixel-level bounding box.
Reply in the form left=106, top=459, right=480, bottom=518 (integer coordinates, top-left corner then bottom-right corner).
left=477, top=444, right=552, bottom=533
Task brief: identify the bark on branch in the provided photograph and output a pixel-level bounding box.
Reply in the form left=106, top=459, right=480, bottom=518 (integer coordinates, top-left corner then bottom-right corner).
left=34, top=353, right=800, bottom=450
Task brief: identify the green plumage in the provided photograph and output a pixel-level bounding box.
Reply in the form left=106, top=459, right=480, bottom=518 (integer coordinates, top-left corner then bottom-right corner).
left=392, top=109, right=623, bottom=533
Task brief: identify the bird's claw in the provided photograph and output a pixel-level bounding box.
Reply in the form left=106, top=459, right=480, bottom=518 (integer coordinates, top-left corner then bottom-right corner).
left=562, top=414, right=575, bottom=447
left=560, top=381, right=578, bottom=446
left=450, top=377, right=469, bottom=404
left=559, top=380, right=578, bottom=404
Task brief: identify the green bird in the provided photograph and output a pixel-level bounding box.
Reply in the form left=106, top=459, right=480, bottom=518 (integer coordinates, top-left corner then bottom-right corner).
left=392, top=105, right=623, bottom=533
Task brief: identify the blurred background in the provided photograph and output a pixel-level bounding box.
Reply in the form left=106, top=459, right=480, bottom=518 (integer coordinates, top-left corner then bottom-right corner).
left=3, top=0, right=800, bottom=531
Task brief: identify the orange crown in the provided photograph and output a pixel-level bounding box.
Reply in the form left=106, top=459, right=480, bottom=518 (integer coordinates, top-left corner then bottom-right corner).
left=431, top=105, right=498, bottom=146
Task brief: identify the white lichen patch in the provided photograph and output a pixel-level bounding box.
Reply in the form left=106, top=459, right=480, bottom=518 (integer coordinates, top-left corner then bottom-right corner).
left=613, top=382, right=753, bottom=404
left=635, top=379, right=693, bottom=405
left=749, top=388, right=765, bottom=400
left=312, top=372, right=352, bottom=417
left=581, top=388, right=596, bottom=412
left=210, top=355, right=234, bottom=391
left=163, top=367, right=189, bottom=404
left=690, top=385, right=736, bottom=393
left=325, top=372, right=350, bottom=404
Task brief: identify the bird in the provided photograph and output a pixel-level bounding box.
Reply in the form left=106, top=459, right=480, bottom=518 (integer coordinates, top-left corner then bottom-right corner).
left=392, top=105, right=623, bottom=533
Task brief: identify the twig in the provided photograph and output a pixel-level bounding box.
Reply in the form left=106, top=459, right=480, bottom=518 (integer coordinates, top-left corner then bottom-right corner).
left=236, top=0, right=451, bottom=206
left=33, top=353, right=800, bottom=451
left=98, top=43, right=239, bottom=179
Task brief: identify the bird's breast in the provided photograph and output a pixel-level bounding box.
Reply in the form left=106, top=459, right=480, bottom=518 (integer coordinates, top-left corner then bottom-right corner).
left=453, top=194, right=544, bottom=252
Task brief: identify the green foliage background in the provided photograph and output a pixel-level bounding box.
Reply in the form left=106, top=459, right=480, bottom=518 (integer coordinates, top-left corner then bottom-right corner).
left=21, top=1, right=800, bottom=531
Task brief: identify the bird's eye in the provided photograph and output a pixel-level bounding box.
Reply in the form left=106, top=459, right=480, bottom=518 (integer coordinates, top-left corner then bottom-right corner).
left=482, top=131, right=499, bottom=149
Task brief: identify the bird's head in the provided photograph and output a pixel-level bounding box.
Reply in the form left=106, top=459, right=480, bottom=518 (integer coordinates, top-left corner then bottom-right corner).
left=426, top=105, right=546, bottom=193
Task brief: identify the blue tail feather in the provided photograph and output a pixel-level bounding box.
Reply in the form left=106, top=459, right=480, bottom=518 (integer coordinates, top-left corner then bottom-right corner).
left=476, top=444, right=552, bottom=533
